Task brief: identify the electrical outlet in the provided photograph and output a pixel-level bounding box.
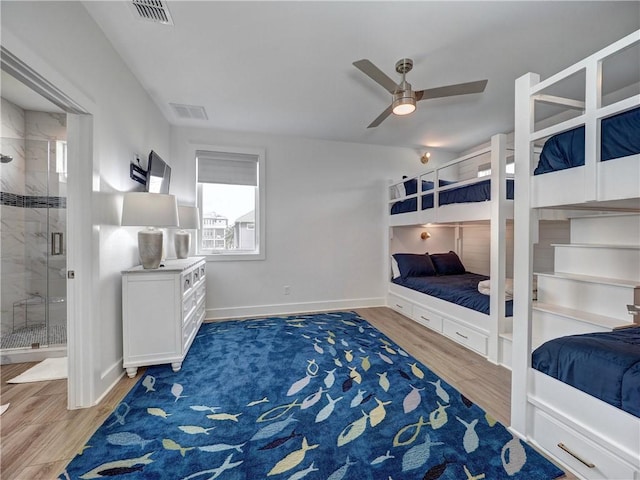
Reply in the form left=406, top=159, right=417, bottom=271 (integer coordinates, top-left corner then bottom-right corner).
left=283, top=285, right=290, bottom=295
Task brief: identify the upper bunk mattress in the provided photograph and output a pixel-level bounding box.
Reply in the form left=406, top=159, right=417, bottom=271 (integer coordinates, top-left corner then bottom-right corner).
left=390, top=178, right=515, bottom=215
left=534, top=106, right=640, bottom=175
left=532, top=326, right=640, bottom=418
left=392, top=272, right=513, bottom=316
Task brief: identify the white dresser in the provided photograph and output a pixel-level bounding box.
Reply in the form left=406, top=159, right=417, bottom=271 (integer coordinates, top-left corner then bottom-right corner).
left=121, top=257, right=206, bottom=378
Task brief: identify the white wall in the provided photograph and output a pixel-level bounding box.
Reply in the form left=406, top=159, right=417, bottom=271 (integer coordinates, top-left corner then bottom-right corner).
left=171, top=127, right=434, bottom=318
left=2, top=2, right=170, bottom=405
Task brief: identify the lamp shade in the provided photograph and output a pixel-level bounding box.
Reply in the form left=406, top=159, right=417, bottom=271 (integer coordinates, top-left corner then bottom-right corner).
left=122, top=192, right=179, bottom=227
left=122, top=193, right=179, bottom=268
left=177, top=206, right=200, bottom=229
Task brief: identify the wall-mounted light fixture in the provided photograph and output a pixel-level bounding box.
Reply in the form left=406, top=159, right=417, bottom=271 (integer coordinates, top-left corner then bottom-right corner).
left=421, top=152, right=431, bottom=164
left=420, top=231, right=431, bottom=240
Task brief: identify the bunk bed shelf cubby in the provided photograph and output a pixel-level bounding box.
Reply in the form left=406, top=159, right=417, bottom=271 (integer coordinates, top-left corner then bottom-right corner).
left=388, top=134, right=512, bottom=365
left=512, top=28, right=640, bottom=480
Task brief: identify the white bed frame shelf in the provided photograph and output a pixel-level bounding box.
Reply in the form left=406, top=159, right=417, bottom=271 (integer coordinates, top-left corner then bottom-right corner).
left=512, top=29, right=640, bottom=480
left=387, top=133, right=512, bottom=367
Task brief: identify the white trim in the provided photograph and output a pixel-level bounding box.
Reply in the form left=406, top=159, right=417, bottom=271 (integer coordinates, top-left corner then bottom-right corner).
left=205, top=297, right=384, bottom=320
left=1, top=31, right=98, bottom=409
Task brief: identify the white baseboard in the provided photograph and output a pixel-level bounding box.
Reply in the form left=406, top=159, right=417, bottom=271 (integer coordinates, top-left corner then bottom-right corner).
left=205, top=297, right=385, bottom=321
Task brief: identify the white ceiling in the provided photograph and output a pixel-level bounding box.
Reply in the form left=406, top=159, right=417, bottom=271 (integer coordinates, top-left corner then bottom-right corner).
left=80, top=1, right=639, bottom=153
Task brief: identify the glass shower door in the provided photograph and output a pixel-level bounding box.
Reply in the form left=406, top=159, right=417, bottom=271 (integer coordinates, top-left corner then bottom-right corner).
left=0, top=130, right=67, bottom=351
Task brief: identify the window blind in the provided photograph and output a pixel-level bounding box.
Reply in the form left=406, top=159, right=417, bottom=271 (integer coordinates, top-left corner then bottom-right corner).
left=196, top=150, right=258, bottom=186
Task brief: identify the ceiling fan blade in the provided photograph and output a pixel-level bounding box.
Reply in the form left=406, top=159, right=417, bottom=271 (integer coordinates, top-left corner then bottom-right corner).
left=367, top=105, right=393, bottom=128
left=415, top=79, right=488, bottom=101
left=353, top=59, right=399, bottom=94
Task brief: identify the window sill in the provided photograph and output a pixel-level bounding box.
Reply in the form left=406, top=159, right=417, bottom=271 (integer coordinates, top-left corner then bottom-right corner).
left=200, top=252, right=265, bottom=262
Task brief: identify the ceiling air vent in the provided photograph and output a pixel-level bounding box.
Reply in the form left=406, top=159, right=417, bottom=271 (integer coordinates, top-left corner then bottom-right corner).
left=131, top=0, right=174, bottom=25
left=170, top=103, right=209, bottom=121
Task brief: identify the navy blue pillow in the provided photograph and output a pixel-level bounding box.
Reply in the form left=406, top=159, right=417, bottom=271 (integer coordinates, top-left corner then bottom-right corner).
left=430, top=251, right=466, bottom=275
left=403, top=177, right=435, bottom=195
left=392, top=253, right=437, bottom=278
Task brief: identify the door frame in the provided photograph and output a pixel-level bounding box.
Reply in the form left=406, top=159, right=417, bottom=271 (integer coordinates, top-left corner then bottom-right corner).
left=1, top=34, right=96, bottom=408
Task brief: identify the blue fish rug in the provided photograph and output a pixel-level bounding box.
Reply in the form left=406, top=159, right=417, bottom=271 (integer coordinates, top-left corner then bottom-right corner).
left=60, top=311, right=564, bottom=479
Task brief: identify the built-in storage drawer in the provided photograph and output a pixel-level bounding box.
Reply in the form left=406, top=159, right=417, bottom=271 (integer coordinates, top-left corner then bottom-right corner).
left=442, top=318, right=487, bottom=355
left=412, top=305, right=443, bottom=332
left=531, top=407, right=637, bottom=480
left=388, top=293, right=412, bottom=317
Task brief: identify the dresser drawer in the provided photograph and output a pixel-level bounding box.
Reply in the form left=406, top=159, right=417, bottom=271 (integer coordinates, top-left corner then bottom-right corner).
left=412, top=305, right=443, bottom=332
left=442, top=319, right=487, bottom=355
left=182, top=293, right=197, bottom=321
left=388, top=294, right=412, bottom=317
left=192, top=267, right=201, bottom=285
left=182, top=315, right=197, bottom=350
left=182, top=271, right=193, bottom=295
left=531, top=408, right=637, bottom=480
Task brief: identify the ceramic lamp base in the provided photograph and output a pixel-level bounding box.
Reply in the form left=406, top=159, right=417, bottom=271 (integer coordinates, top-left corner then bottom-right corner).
left=174, top=230, right=190, bottom=259
left=138, top=228, right=163, bottom=269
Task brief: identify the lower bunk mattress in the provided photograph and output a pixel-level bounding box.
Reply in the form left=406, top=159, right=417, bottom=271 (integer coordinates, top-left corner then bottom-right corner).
left=391, top=178, right=514, bottom=215
left=392, top=272, right=513, bottom=316
left=532, top=326, right=640, bottom=418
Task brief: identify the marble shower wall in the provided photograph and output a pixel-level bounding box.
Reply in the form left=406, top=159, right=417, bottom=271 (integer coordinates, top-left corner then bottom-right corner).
left=1, top=97, right=67, bottom=338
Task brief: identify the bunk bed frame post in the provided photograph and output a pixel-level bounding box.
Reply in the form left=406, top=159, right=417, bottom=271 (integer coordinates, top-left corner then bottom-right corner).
left=584, top=54, right=602, bottom=202
left=488, top=133, right=507, bottom=364
left=511, top=72, right=539, bottom=438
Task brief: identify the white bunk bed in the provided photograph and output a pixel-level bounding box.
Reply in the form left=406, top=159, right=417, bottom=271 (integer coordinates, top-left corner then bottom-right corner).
left=387, top=134, right=513, bottom=366
left=512, top=30, right=640, bottom=480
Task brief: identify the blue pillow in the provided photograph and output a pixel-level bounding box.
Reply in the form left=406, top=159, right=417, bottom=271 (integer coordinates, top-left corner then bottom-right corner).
left=430, top=251, right=466, bottom=275
left=392, top=253, right=437, bottom=278
left=403, top=177, right=435, bottom=195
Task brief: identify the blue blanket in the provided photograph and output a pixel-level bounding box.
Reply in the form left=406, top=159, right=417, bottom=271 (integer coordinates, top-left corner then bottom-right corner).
left=390, top=179, right=514, bottom=215
left=532, top=327, right=640, bottom=417
left=393, top=273, right=513, bottom=316
left=534, top=106, right=640, bottom=175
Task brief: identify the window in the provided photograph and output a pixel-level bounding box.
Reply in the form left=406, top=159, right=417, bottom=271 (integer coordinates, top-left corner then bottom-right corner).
left=196, top=146, right=265, bottom=260
left=477, top=162, right=515, bottom=178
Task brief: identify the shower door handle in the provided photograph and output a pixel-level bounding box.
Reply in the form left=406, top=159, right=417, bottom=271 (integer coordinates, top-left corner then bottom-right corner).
left=51, top=232, right=63, bottom=255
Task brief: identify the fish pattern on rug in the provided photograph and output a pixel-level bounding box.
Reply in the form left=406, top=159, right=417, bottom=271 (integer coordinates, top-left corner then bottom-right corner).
left=60, top=311, right=564, bottom=479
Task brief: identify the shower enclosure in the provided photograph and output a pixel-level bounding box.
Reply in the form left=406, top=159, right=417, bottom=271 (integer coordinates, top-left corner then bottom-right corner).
left=1, top=97, right=67, bottom=362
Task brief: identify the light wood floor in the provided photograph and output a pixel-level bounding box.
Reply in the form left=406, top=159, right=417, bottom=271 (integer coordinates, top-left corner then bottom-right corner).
left=0, top=307, right=572, bottom=479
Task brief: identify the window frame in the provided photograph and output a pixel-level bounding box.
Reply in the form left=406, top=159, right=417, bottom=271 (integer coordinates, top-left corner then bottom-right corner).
left=194, top=144, right=266, bottom=261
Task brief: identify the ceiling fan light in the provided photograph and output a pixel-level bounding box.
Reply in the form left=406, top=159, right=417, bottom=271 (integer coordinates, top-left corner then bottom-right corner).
left=392, top=91, right=416, bottom=116
left=393, top=101, right=416, bottom=115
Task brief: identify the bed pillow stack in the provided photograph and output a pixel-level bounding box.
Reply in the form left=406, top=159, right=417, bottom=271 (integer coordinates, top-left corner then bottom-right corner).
left=392, top=253, right=437, bottom=279
left=430, top=251, right=466, bottom=275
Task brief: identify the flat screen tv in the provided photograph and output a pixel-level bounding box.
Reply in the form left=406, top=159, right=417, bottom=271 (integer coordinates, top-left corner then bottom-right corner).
left=145, top=150, right=171, bottom=194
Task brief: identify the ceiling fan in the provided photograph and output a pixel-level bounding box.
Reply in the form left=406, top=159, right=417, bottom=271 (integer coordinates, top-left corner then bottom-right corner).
left=353, top=58, right=488, bottom=128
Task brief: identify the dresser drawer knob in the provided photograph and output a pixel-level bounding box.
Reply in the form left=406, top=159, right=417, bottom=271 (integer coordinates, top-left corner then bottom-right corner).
left=455, top=331, right=468, bottom=340
left=557, top=443, right=595, bottom=468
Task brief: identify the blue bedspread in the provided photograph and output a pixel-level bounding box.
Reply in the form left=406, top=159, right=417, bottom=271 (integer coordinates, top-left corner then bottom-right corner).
left=532, top=327, right=640, bottom=417
left=534, top=106, right=640, bottom=175
left=390, top=179, right=514, bottom=215
left=393, top=272, right=514, bottom=316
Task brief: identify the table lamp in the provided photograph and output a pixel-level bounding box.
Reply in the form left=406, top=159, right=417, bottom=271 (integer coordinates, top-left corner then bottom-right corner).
left=122, top=192, right=179, bottom=269
left=175, top=206, right=200, bottom=259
